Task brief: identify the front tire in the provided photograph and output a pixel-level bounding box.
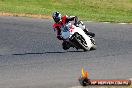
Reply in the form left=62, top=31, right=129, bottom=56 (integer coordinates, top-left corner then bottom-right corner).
left=74, top=33, right=89, bottom=51
left=90, top=45, right=96, bottom=50
left=90, top=38, right=96, bottom=50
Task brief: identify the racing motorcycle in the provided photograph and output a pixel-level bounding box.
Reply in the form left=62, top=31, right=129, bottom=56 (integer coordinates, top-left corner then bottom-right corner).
left=61, top=21, right=96, bottom=51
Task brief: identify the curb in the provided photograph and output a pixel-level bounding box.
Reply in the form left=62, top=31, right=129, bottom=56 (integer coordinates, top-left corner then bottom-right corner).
left=0, top=12, right=52, bottom=19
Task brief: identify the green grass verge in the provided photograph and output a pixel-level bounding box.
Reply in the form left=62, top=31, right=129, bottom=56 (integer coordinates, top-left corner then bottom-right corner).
left=0, top=0, right=132, bottom=22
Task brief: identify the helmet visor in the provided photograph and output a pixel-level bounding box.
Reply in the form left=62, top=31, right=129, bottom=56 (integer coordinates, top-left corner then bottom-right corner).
left=54, top=17, right=61, bottom=23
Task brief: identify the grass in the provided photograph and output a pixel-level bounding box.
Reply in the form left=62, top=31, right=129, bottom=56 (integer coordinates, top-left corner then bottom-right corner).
left=0, top=0, right=132, bottom=23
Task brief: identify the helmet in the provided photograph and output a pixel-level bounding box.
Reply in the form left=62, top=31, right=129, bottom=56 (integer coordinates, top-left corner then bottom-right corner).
left=52, top=11, right=62, bottom=23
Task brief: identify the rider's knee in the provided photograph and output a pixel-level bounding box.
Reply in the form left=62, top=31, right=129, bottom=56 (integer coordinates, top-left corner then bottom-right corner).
left=62, top=41, right=70, bottom=50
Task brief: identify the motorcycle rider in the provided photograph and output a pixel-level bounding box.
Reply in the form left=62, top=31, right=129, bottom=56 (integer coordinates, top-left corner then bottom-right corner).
left=52, top=11, right=95, bottom=50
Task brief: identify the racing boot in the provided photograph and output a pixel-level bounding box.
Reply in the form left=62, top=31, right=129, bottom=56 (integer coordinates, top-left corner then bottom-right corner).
left=83, top=29, right=95, bottom=37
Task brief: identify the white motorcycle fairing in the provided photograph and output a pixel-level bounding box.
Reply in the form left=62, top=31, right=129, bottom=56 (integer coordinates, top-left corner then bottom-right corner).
left=61, top=23, right=93, bottom=51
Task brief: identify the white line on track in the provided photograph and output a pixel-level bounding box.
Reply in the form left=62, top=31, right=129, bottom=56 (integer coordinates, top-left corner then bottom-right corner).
left=118, top=23, right=128, bottom=24
left=85, top=21, right=132, bottom=25
left=102, top=22, right=110, bottom=23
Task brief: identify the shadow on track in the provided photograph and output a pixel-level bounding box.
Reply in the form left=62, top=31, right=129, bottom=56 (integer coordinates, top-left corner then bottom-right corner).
left=45, top=51, right=65, bottom=54
left=11, top=52, right=65, bottom=55
left=12, top=53, right=44, bottom=55
left=67, top=50, right=84, bottom=52
left=45, top=50, right=84, bottom=53
left=0, top=50, right=86, bottom=56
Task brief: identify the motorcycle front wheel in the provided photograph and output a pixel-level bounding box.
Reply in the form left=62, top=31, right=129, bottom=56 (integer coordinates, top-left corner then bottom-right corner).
left=74, top=33, right=89, bottom=51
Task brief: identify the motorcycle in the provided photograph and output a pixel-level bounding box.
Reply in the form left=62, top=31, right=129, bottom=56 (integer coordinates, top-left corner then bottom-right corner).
left=61, top=21, right=96, bottom=51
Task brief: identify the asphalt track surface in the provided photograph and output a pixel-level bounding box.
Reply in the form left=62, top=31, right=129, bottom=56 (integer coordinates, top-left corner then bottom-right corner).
left=0, top=16, right=132, bottom=88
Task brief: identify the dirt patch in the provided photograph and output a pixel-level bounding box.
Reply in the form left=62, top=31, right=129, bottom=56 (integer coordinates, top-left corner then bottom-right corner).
left=0, top=12, right=52, bottom=19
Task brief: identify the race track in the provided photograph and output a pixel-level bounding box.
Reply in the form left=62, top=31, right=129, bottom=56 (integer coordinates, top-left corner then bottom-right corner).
left=0, top=16, right=132, bottom=88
